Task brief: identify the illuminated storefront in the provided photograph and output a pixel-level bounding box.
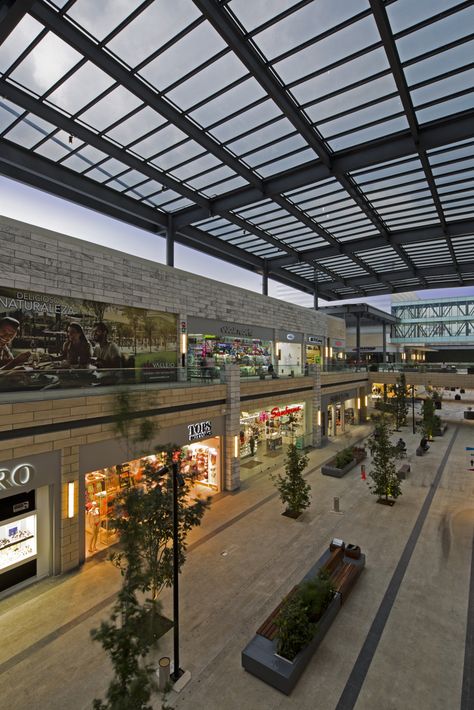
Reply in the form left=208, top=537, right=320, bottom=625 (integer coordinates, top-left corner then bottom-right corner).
left=275, top=331, right=303, bottom=376
left=239, top=402, right=308, bottom=459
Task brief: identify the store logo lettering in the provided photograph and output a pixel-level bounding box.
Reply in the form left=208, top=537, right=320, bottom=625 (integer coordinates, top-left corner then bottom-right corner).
left=271, top=405, right=302, bottom=418
left=0, top=463, right=35, bottom=490
left=188, top=420, right=212, bottom=441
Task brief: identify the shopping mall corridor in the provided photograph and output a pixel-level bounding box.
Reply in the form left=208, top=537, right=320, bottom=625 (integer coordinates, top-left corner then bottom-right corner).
left=0, top=420, right=473, bottom=710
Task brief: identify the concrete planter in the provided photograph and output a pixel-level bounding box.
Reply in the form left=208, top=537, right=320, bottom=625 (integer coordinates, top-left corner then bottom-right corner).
left=464, top=411, right=474, bottom=420
left=241, top=594, right=341, bottom=695
left=321, top=453, right=365, bottom=478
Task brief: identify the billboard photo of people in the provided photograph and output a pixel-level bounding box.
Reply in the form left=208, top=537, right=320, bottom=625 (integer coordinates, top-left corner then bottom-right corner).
left=0, top=287, right=178, bottom=392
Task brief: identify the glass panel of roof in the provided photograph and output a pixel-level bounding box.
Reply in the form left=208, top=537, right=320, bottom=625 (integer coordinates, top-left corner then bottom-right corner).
left=105, top=106, right=166, bottom=146
left=204, top=175, right=248, bottom=195
left=431, top=157, right=474, bottom=176
left=411, top=68, right=474, bottom=107
left=144, top=189, right=181, bottom=207
left=134, top=124, right=187, bottom=161
left=96, top=157, right=134, bottom=177
left=106, top=0, right=200, bottom=67
left=256, top=148, right=315, bottom=177
left=229, top=0, right=295, bottom=32
left=109, top=169, right=149, bottom=188
left=252, top=0, right=369, bottom=61
left=415, top=92, right=474, bottom=124
left=315, top=96, right=403, bottom=136
left=396, top=6, right=474, bottom=63
left=80, top=166, right=111, bottom=183
left=404, top=40, right=474, bottom=87
left=166, top=198, right=194, bottom=212
left=187, top=166, right=235, bottom=190
left=306, top=75, right=397, bottom=124
left=61, top=145, right=109, bottom=171
left=139, top=21, right=226, bottom=91
left=165, top=53, right=248, bottom=112
left=0, top=99, right=22, bottom=133
left=124, top=180, right=163, bottom=198
left=4, top=114, right=55, bottom=148
left=274, top=15, right=381, bottom=84
left=209, top=99, right=282, bottom=142
left=227, top=117, right=294, bottom=155
left=170, top=153, right=221, bottom=181
left=290, top=47, right=388, bottom=104
left=34, top=131, right=84, bottom=162
left=244, top=135, right=309, bottom=168
left=190, top=78, right=267, bottom=128
left=435, top=168, right=474, bottom=185
left=47, top=62, right=114, bottom=115
left=387, top=0, right=461, bottom=34
left=49, top=0, right=69, bottom=8
left=0, top=15, right=43, bottom=74
left=66, top=0, right=138, bottom=42
left=9, top=32, right=82, bottom=95
left=428, top=140, right=474, bottom=164
left=327, top=116, right=409, bottom=151
left=151, top=141, right=204, bottom=171
left=78, top=85, right=142, bottom=132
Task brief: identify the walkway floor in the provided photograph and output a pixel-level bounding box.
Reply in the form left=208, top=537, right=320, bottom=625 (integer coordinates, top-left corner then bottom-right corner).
left=1, top=420, right=473, bottom=710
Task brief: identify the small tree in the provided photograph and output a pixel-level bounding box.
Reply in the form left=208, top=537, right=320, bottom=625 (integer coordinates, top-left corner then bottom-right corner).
left=390, top=373, right=409, bottom=430
left=419, top=396, right=440, bottom=440
left=367, top=416, right=402, bottom=504
left=271, top=443, right=310, bottom=517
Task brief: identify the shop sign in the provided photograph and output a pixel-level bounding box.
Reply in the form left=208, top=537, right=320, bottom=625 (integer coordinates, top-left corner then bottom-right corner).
left=188, top=420, right=212, bottom=441
left=0, top=463, right=35, bottom=491
left=286, top=333, right=295, bottom=341
left=220, top=325, right=252, bottom=338
left=307, top=336, right=323, bottom=344
left=270, top=405, right=302, bottom=418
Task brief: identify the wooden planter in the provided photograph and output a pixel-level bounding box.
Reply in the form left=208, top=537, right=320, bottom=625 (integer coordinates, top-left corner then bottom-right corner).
left=321, top=451, right=366, bottom=478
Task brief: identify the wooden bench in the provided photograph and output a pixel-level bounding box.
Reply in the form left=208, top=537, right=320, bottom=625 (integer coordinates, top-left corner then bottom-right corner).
left=256, top=585, right=298, bottom=641
left=329, top=562, right=361, bottom=602
left=321, top=545, right=345, bottom=576
left=397, top=463, right=411, bottom=480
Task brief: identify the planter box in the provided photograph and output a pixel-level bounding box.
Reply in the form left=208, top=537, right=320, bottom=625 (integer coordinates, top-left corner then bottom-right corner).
left=242, top=594, right=341, bottom=695
left=321, top=452, right=366, bottom=478
left=242, top=547, right=365, bottom=694
left=464, top=411, right=474, bottom=420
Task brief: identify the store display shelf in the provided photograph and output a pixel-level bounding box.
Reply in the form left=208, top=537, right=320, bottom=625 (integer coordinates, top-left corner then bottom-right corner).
left=0, top=553, right=37, bottom=576
left=0, top=534, right=34, bottom=551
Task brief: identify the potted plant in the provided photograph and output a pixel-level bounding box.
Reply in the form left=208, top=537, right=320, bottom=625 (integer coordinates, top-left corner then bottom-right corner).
left=271, top=443, right=310, bottom=518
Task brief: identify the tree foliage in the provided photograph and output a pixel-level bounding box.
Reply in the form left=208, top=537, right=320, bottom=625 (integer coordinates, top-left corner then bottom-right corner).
left=271, top=443, right=310, bottom=515
left=419, top=396, right=440, bottom=439
left=367, top=416, right=402, bottom=502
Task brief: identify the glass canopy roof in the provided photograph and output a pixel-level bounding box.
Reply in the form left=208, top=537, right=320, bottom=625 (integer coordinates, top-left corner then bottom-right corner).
left=0, top=0, right=473, bottom=300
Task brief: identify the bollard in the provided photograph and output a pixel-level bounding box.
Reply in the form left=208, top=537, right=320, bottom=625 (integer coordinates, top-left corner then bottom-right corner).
left=361, top=464, right=366, bottom=481
left=157, top=656, right=171, bottom=691
left=333, top=496, right=340, bottom=513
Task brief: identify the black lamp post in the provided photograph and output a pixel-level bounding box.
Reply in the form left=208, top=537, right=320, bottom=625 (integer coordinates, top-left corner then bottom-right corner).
left=170, top=460, right=183, bottom=681
left=411, top=384, right=416, bottom=434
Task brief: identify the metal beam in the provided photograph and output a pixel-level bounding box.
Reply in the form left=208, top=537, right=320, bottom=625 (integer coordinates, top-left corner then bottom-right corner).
left=174, top=110, right=474, bottom=226
left=30, top=1, right=264, bottom=192
left=0, top=0, right=36, bottom=46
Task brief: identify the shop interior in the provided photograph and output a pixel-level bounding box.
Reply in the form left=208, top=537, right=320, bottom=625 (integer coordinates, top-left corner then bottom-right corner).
left=277, top=342, right=303, bottom=376
left=306, top=344, right=321, bottom=366
left=85, top=439, right=220, bottom=557
left=240, top=403, right=306, bottom=468
left=188, top=334, right=273, bottom=376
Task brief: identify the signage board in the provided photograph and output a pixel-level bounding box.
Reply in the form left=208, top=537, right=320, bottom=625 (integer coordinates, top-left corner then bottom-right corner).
left=188, top=420, right=212, bottom=441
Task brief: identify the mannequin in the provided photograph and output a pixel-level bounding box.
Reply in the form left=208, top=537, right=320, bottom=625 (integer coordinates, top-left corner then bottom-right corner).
left=88, top=501, right=100, bottom=552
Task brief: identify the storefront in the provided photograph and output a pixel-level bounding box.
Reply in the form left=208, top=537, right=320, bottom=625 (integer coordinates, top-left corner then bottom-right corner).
left=305, top=335, right=323, bottom=367
left=187, top=317, right=274, bottom=377
left=322, top=389, right=359, bottom=438
left=80, top=418, right=224, bottom=558
left=276, top=331, right=303, bottom=376
left=239, top=402, right=309, bottom=460
left=0, top=451, right=60, bottom=596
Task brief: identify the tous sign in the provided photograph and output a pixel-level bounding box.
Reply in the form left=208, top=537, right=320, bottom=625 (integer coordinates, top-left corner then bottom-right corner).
left=270, top=405, right=302, bottom=418
left=188, top=420, right=212, bottom=442
left=0, top=463, right=35, bottom=491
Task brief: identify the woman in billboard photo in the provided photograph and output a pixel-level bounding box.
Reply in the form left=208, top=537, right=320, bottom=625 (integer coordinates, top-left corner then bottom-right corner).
left=60, top=323, right=93, bottom=369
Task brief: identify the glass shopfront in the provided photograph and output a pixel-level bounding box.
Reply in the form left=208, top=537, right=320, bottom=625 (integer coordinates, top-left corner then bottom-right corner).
left=84, top=438, right=221, bottom=557
left=188, top=334, right=272, bottom=377
left=239, top=402, right=307, bottom=459
left=306, top=344, right=322, bottom=366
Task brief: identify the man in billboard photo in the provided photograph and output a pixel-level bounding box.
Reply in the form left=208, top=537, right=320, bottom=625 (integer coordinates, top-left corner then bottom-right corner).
left=92, top=322, right=122, bottom=369
left=0, top=317, right=31, bottom=370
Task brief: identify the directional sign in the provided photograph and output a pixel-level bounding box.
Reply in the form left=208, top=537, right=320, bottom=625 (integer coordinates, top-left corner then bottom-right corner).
left=466, top=447, right=474, bottom=451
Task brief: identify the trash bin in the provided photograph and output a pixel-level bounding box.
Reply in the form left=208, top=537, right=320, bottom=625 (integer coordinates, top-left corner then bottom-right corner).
left=157, top=656, right=171, bottom=691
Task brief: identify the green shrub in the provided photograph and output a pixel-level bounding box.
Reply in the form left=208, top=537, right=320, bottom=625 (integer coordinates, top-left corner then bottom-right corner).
left=276, top=572, right=335, bottom=660
left=333, top=448, right=354, bottom=469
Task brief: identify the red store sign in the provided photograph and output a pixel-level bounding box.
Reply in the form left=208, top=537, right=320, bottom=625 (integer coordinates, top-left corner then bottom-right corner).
left=270, top=405, right=302, bottom=418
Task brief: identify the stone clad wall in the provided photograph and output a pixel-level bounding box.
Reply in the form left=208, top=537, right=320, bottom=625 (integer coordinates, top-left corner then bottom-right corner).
left=0, top=215, right=330, bottom=337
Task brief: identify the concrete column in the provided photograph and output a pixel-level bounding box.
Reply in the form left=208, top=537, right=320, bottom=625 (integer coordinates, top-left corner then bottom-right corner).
left=356, top=313, right=361, bottom=365
left=382, top=322, right=387, bottom=364
left=359, top=386, right=368, bottom=423
left=224, top=364, right=241, bottom=491
left=311, top=364, right=322, bottom=448
left=166, top=214, right=174, bottom=267
left=340, top=402, right=345, bottom=433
